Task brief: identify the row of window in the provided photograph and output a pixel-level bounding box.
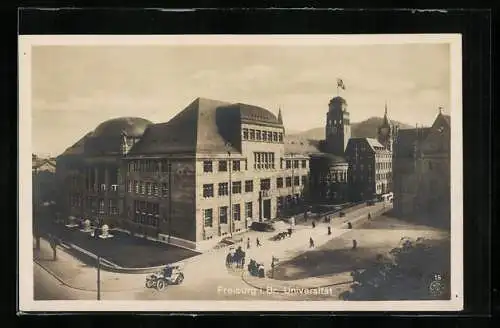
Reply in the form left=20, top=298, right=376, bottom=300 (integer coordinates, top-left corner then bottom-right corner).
left=202, top=176, right=308, bottom=198
left=203, top=160, right=243, bottom=173
left=284, top=159, right=307, bottom=169
left=376, top=162, right=392, bottom=170
left=128, top=180, right=169, bottom=197
left=133, top=214, right=160, bottom=228
left=204, top=194, right=305, bottom=227
left=132, top=200, right=160, bottom=228
left=202, top=157, right=308, bottom=172
left=204, top=202, right=251, bottom=227
left=242, top=128, right=284, bottom=143
left=128, top=159, right=171, bottom=173
left=254, top=152, right=275, bottom=170
left=350, top=162, right=392, bottom=172
left=83, top=197, right=120, bottom=215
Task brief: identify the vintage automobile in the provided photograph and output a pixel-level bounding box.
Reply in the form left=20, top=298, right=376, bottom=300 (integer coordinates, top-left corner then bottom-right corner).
left=145, top=264, right=185, bottom=290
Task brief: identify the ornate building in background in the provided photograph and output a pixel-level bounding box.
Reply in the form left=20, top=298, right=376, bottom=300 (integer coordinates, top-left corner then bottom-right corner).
left=392, top=110, right=451, bottom=225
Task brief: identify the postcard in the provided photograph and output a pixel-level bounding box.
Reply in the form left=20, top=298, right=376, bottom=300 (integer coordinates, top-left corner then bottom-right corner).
left=20, top=34, right=463, bottom=312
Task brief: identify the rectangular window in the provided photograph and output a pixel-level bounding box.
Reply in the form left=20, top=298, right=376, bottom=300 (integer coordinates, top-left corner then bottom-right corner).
left=219, top=206, right=228, bottom=224
left=233, top=204, right=241, bottom=221
left=99, top=199, right=105, bottom=214
left=204, top=209, right=213, bottom=227
left=242, top=128, right=249, bottom=140
left=286, top=160, right=291, bottom=169
left=260, top=178, right=271, bottom=191
left=232, top=160, right=240, bottom=171
left=203, top=161, right=213, bottom=173
left=273, top=132, right=278, bottom=142
left=286, top=177, right=292, bottom=187
left=293, top=160, right=299, bottom=169
left=219, top=161, right=228, bottom=172
left=146, top=182, right=152, bottom=195
left=301, top=175, right=307, bottom=185
left=256, top=130, right=261, bottom=141
left=277, top=177, right=284, bottom=188
left=249, top=129, right=255, bottom=140
left=278, top=133, right=283, bottom=142
left=301, top=160, right=307, bottom=168
left=140, top=182, right=145, bottom=194
left=218, top=182, right=229, bottom=196
left=153, top=183, right=159, bottom=197
left=268, top=131, right=273, bottom=141
left=203, top=184, right=214, bottom=198
left=262, top=131, right=268, bottom=141
left=294, top=176, right=300, bottom=186
left=161, top=183, right=168, bottom=197
left=245, top=180, right=254, bottom=192
left=232, top=181, right=242, bottom=194
left=245, top=202, right=252, bottom=219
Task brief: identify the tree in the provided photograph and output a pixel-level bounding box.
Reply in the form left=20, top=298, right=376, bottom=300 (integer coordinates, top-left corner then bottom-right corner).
left=340, top=238, right=450, bottom=301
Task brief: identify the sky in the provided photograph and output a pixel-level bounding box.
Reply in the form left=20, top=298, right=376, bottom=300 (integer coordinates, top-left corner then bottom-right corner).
left=31, top=43, right=450, bottom=156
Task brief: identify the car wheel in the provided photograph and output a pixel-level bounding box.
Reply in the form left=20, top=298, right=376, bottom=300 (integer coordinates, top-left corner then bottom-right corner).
left=156, top=279, right=165, bottom=291
left=145, top=279, right=154, bottom=288
left=176, top=273, right=184, bottom=284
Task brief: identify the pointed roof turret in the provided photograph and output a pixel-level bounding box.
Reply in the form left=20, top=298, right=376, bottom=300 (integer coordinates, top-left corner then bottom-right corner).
left=381, top=100, right=390, bottom=127
left=277, top=106, right=283, bottom=124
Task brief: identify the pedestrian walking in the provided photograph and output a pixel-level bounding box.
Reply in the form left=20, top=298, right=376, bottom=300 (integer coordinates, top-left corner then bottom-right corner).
left=312, top=221, right=316, bottom=228
left=256, top=237, right=261, bottom=247
left=352, top=239, right=358, bottom=250
left=368, top=212, right=372, bottom=220
left=327, top=226, right=332, bottom=235
left=247, top=237, right=251, bottom=249
left=309, top=237, right=315, bottom=248
left=347, top=222, right=352, bottom=229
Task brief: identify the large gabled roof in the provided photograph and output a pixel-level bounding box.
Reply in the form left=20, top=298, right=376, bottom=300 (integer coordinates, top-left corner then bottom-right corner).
left=284, top=135, right=323, bottom=156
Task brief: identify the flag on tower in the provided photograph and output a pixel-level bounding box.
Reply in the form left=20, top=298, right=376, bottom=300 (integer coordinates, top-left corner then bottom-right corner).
left=337, top=78, right=346, bottom=90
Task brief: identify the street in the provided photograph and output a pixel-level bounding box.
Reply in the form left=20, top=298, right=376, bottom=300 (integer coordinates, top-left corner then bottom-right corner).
left=33, top=202, right=389, bottom=301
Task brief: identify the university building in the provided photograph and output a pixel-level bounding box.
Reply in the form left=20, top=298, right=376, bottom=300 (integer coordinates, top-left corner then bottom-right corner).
left=392, top=110, right=451, bottom=223
left=56, top=97, right=314, bottom=250
left=55, top=117, right=153, bottom=226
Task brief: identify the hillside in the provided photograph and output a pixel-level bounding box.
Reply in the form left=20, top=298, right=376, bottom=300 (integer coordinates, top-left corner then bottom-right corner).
left=289, top=117, right=413, bottom=140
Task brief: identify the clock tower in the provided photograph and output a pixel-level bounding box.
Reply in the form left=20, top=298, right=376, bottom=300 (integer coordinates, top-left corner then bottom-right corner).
left=325, top=96, right=351, bottom=156
left=377, top=102, right=395, bottom=151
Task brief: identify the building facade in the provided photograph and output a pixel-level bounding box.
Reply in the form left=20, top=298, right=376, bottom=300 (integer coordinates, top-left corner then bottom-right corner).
left=345, top=138, right=393, bottom=201
left=56, top=117, right=152, bottom=226
left=56, top=98, right=315, bottom=250
left=393, top=111, right=451, bottom=223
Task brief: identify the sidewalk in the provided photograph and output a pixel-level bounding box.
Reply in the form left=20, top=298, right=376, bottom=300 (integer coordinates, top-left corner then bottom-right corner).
left=33, top=237, right=148, bottom=293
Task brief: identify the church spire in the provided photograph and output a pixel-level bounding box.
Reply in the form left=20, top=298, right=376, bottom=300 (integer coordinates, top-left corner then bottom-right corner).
left=277, top=106, right=283, bottom=124
left=382, top=100, right=390, bottom=126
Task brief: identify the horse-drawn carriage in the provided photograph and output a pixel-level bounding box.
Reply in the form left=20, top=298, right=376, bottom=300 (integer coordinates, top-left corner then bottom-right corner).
left=145, top=264, right=185, bottom=291
left=226, top=246, right=246, bottom=269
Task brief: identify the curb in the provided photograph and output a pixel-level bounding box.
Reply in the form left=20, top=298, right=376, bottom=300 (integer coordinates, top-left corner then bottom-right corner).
left=240, top=271, right=353, bottom=293
left=33, top=257, right=145, bottom=293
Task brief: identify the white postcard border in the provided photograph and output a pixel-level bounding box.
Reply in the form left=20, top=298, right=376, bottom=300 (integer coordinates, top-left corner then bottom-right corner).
left=19, top=34, right=463, bottom=312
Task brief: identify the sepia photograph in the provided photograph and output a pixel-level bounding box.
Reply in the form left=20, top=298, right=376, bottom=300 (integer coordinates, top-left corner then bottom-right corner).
left=19, top=34, right=463, bottom=312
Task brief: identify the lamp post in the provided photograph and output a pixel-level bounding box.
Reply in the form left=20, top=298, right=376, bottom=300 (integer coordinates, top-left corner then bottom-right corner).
left=97, top=255, right=101, bottom=300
